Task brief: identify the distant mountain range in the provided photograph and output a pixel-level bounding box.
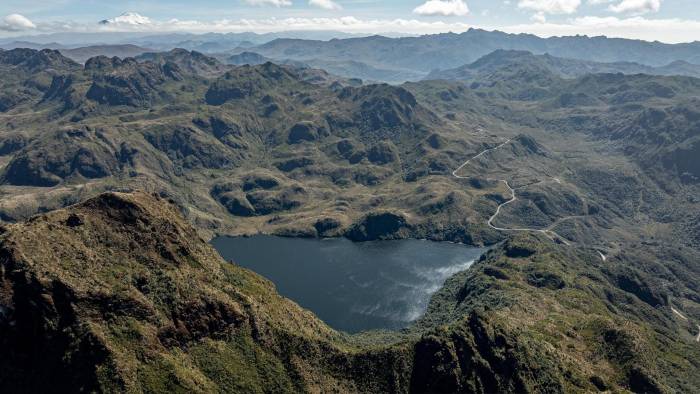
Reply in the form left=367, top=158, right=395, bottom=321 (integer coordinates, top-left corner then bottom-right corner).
left=0, top=30, right=380, bottom=50
left=245, top=29, right=700, bottom=81
left=426, top=49, right=700, bottom=81
left=5, top=29, right=700, bottom=82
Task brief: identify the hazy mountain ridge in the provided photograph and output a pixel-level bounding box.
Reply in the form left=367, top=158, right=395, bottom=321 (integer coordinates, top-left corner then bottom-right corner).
left=426, top=49, right=700, bottom=81
left=60, top=44, right=153, bottom=63
left=244, top=29, right=700, bottom=81
left=6, top=29, right=700, bottom=83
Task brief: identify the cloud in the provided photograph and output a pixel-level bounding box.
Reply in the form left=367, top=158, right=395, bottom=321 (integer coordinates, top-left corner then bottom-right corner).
left=5, top=10, right=700, bottom=45
left=413, top=0, right=470, bottom=17
left=99, top=12, right=152, bottom=26
left=0, top=14, right=37, bottom=32
left=84, top=15, right=473, bottom=35
left=517, top=0, right=581, bottom=14
left=531, top=13, right=547, bottom=23
left=309, top=0, right=342, bottom=10
left=608, top=0, right=661, bottom=14
left=243, top=0, right=292, bottom=6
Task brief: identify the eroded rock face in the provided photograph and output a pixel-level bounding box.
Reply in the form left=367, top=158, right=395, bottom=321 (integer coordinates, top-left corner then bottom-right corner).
left=346, top=211, right=408, bottom=241
left=205, top=63, right=296, bottom=106
left=0, top=133, right=27, bottom=156
left=410, top=312, right=563, bottom=393
left=0, top=48, right=79, bottom=73
left=144, top=126, right=233, bottom=170
left=287, top=122, right=318, bottom=144
left=85, top=60, right=176, bottom=107
left=211, top=181, right=306, bottom=217
left=314, top=217, right=342, bottom=237
left=367, top=142, right=399, bottom=165
left=275, top=157, right=314, bottom=172
left=2, top=128, right=119, bottom=187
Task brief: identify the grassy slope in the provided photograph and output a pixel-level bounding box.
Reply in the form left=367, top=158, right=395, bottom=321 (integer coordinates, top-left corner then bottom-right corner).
left=0, top=50, right=698, bottom=392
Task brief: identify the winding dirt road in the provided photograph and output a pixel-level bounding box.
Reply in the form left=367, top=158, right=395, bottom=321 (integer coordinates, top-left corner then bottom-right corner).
left=452, top=138, right=570, bottom=245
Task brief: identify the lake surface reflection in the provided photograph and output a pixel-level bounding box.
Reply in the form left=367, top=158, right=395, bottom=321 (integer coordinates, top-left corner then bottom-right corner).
left=211, top=235, right=487, bottom=333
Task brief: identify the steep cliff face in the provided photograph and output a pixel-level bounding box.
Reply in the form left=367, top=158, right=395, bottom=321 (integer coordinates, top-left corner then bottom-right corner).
left=0, top=192, right=353, bottom=392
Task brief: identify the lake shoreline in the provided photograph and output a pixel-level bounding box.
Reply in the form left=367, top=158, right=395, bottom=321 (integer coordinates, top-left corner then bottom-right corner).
left=212, top=235, right=489, bottom=334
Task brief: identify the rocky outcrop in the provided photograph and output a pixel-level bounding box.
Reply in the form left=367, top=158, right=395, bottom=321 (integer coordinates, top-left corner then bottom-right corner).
left=144, top=126, right=234, bottom=170
left=85, top=59, right=177, bottom=107
left=410, top=312, right=564, bottom=393
left=0, top=133, right=27, bottom=155
left=275, top=157, right=314, bottom=172
left=205, top=63, right=297, bottom=105
left=1, top=128, right=119, bottom=187
left=211, top=181, right=306, bottom=217
left=287, top=122, right=318, bottom=144
left=367, top=142, right=399, bottom=165
left=0, top=48, right=79, bottom=73
left=345, top=211, right=408, bottom=241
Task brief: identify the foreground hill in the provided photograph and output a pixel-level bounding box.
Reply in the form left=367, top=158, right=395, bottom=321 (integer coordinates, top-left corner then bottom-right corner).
left=0, top=191, right=697, bottom=392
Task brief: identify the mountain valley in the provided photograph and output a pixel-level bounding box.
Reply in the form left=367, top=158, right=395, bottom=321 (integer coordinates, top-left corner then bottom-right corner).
left=0, top=38, right=698, bottom=392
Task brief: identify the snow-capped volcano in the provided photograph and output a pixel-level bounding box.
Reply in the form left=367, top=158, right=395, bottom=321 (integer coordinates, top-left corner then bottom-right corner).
left=99, top=12, right=151, bottom=26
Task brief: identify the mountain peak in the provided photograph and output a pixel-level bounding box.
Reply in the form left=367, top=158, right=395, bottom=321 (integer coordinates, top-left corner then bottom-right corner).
left=99, top=12, right=151, bottom=26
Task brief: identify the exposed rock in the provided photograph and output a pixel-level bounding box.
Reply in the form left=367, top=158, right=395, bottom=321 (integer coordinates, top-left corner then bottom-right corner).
left=85, top=60, right=176, bottom=107
left=526, top=271, right=566, bottom=290
left=0, top=133, right=27, bottom=155
left=242, top=174, right=280, bottom=191
left=275, top=157, right=314, bottom=172
left=2, top=128, right=119, bottom=187
left=205, top=63, right=296, bottom=105
left=287, top=122, right=318, bottom=144
left=504, top=243, right=536, bottom=258
left=426, top=133, right=446, bottom=149
left=211, top=182, right=305, bottom=217
left=314, top=217, right=342, bottom=237
left=144, top=126, right=233, bottom=170
left=367, top=142, right=399, bottom=165
left=218, top=192, right=256, bottom=217
left=346, top=211, right=407, bottom=241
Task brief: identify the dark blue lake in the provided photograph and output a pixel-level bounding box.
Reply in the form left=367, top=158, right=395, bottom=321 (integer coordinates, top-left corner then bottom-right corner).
left=211, top=235, right=486, bottom=333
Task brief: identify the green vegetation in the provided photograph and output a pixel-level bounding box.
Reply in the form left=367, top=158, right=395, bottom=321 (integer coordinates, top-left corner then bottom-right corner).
left=0, top=47, right=698, bottom=392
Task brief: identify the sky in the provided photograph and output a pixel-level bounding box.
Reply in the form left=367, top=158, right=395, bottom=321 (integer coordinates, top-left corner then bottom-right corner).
left=1, top=1, right=700, bottom=43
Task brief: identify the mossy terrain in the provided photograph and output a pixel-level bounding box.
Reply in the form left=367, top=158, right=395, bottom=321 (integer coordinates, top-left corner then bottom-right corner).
left=0, top=47, right=698, bottom=392
left=0, top=192, right=697, bottom=392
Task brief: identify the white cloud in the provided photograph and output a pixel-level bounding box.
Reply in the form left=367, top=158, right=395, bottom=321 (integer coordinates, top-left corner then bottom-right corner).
left=609, top=0, right=661, bottom=14
left=0, top=14, right=37, bottom=32
left=5, top=10, right=700, bottom=45
left=517, top=0, right=581, bottom=14
left=413, top=0, right=470, bottom=17
left=243, top=0, right=292, bottom=6
left=84, top=15, right=473, bottom=35
left=99, top=12, right=152, bottom=26
left=531, top=12, right=547, bottom=23
left=309, top=0, right=342, bottom=10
